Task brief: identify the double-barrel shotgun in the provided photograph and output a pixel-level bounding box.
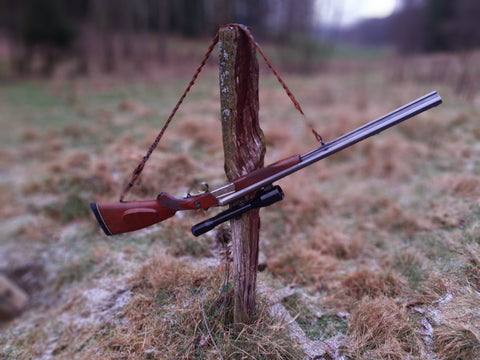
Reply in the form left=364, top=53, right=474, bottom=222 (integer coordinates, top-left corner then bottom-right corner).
left=91, top=91, right=442, bottom=236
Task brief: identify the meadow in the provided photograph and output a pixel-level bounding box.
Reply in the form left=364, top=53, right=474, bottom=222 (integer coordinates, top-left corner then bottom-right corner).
left=1, top=43, right=479, bottom=359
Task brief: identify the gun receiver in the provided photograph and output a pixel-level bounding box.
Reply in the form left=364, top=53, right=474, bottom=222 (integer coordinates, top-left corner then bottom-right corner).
left=91, top=91, right=442, bottom=236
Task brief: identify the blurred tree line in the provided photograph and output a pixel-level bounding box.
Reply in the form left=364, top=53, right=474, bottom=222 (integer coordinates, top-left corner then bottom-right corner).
left=0, top=0, right=316, bottom=76
left=3, top=0, right=477, bottom=77
left=345, top=0, right=480, bottom=53
left=392, top=0, right=480, bottom=53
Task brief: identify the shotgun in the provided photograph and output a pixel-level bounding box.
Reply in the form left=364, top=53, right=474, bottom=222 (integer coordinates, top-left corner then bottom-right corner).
left=91, top=91, right=442, bottom=236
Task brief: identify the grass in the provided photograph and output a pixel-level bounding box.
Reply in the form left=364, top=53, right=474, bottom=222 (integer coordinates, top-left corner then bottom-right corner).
left=347, top=296, right=422, bottom=359
left=1, top=44, right=480, bottom=359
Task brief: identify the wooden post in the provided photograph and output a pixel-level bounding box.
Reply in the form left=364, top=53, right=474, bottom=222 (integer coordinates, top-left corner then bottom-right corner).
left=218, top=25, right=265, bottom=325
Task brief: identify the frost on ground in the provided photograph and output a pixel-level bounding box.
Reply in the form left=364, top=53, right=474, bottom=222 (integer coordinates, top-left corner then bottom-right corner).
left=1, top=50, right=480, bottom=359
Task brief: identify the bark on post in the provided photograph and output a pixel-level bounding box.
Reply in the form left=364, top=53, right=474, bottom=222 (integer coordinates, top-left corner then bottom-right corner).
left=218, top=25, right=265, bottom=325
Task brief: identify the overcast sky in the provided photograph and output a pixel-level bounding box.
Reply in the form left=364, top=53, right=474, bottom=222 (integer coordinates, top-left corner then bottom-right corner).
left=317, top=0, right=400, bottom=27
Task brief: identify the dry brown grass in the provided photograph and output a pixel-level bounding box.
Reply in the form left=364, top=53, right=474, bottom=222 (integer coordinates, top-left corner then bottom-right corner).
left=360, top=135, right=419, bottom=180
left=434, top=325, right=480, bottom=360
left=308, top=228, right=364, bottom=260
left=449, top=174, right=480, bottom=199
left=78, top=251, right=303, bottom=359
left=433, top=288, right=480, bottom=360
left=268, top=240, right=339, bottom=285
left=347, top=296, right=422, bottom=359
left=341, top=268, right=406, bottom=303
left=462, top=244, right=480, bottom=291
left=1, top=49, right=480, bottom=359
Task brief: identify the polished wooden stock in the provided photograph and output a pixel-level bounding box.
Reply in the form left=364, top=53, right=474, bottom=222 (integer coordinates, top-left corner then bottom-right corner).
left=91, top=200, right=176, bottom=235
left=91, top=191, right=218, bottom=235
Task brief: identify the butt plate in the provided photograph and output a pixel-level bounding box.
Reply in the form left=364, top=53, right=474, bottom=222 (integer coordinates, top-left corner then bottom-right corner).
left=90, top=203, right=113, bottom=236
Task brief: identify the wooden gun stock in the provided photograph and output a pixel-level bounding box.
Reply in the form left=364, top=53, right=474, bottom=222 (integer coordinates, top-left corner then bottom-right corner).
left=91, top=191, right=219, bottom=235
left=90, top=200, right=177, bottom=235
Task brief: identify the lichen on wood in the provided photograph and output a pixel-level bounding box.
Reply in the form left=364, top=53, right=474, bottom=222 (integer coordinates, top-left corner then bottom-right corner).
left=218, top=25, right=265, bottom=326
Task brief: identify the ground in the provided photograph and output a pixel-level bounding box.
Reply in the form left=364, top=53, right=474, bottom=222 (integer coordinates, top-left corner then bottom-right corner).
left=1, top=47, right=480, bottom=359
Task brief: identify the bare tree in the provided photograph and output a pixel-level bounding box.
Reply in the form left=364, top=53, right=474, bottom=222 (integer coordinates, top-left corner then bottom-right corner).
left=156, top=0, right=169, bottom=63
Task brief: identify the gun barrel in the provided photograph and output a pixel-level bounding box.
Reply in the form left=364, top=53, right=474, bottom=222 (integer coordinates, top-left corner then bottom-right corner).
left=217, top=91, right=442, bottom=206
left=301, top=91, right=442, bottom=162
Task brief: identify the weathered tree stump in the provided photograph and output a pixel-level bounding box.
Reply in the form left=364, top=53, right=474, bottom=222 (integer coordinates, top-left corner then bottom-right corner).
left=218, top=25, right=265, bottom=325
